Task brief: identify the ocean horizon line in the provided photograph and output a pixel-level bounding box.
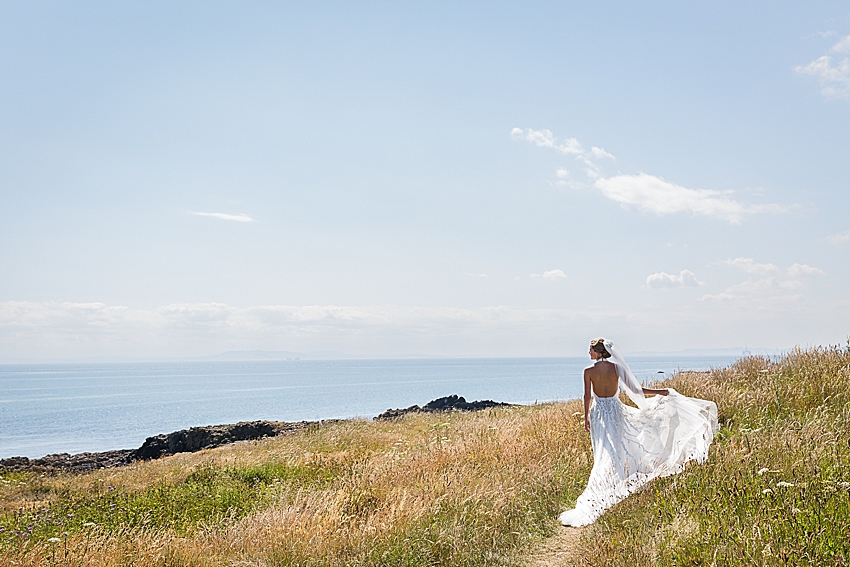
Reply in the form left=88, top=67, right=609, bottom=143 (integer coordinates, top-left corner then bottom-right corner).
left=0, top=346, right=788, bottom=365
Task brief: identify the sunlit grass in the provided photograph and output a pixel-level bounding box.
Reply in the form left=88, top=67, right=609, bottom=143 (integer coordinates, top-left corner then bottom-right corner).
left=580, top=346, right=850, bottom=566
left=1, top=405, right=590, bottom=566
left=1, top=345, right=848, bottom=566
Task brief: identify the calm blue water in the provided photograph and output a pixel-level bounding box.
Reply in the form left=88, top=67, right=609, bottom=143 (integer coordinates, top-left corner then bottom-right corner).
left=0, top=356, right=738, bottom=459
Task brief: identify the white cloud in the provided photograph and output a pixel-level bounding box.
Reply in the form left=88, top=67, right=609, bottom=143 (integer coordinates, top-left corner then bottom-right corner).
left=0, top=300, right=605, bottom=360
left=594, top=174, right=783, bottom=224
left=530, top=269, right=567, bottom=280
left=2, top=299, right=848, bottom=361
left=794, top=35, right=850, bottom=99
left=700, top=277, right=803, bottom=303
left=832, top=35, right=850, bottom=53
left=700, top=292, right=735, bottom=302
left=724, top=257, right=780, bottom=276
left=512, top=129, right=784, bottom=223
left=645, top=270, right=703, bottom=288
left=726, top=278, right=803, bottom=295
left=589, top=147, right=616, bottom=160
left=826, top=231, right=850, bottom=245
left=193, top=212, right=254, bottom=222
left=702, top=259, right=825, bottom=302
left=510, top=128, right=585, bottom=155
left=786, top=263, right=826, bottom=277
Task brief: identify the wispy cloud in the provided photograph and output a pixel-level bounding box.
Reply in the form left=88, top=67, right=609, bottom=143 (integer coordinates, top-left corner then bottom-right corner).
left=530, top=269, right=567, bottom=280
left=826, top=231, right=850, bottom=245
left=794, top=35, right=850, bottom=99
left=701, top=258, right=825, bottom=302
left=2, top=299, right=846, bottom=361
left=510, top=128, right=585, bottom=155
left=511, top=129, right=784, bottom=223
left=192, top=212, right=254, bottom=222
left=645, top=270, right=703, bottom=288
left=786, top=263, right=826, bottom=277
left=0, top=301, right=608, bottom=360
left=594, top=174, right=783, bottom=224
left=724, top=257, right=780, bottom=276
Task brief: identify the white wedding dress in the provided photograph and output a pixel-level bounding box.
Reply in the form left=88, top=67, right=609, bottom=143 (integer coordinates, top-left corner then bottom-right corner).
left=558, top=345, right=718, bottom=527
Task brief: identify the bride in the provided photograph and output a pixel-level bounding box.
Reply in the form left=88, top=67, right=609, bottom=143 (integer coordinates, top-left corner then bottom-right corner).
left=558, top=338, right=718, bottom=527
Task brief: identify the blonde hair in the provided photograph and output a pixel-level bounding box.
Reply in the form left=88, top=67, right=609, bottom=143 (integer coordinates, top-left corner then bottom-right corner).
left=590, top=338, right=612, bottom=358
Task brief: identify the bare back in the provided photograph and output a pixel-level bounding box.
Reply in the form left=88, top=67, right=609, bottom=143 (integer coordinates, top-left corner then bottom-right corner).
left=584, top=360, right=619, bottom=398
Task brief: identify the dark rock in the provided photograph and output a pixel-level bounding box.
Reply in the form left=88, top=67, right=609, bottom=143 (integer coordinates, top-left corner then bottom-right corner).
left=0, top=450, right=133, bottom=473
left=374, top=405, right=421, bottom=420
left=0, top=420, right=328, bottom=473
left=130, top=420, right=287, bottom=461
left=375, top=394, right=511, bottom=420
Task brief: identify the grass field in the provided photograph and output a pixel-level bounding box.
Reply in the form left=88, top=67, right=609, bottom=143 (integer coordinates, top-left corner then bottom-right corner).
left=1, top=345, right=848, bottom=566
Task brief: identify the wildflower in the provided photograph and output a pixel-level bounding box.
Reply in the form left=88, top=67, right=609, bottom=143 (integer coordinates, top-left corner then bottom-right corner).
left=839, top=481, right=850, bottom=488
left=776, top=481, right=795, bottom=488
left=762, top=488, right=773, bottom=494
left=791, top=508, right=802, bottom=514
left=47, top=537, right=61, bottom=544
left=757, top=468, right=769, bottom=475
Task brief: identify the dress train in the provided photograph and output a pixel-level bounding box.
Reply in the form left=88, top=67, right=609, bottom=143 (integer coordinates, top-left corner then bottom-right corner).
left=559, top=388, right=718, bottom=527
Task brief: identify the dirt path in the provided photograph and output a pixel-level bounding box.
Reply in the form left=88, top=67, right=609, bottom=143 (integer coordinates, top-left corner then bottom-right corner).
left=522, top=526, right=587, bottom=567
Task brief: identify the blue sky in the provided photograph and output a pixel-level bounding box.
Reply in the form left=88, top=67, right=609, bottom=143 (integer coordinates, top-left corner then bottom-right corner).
left=1, top=1, right=848, bottom=360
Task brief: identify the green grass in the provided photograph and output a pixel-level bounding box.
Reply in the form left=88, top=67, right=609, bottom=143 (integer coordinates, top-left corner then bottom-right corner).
left=0, top=460, right=344, bottom=547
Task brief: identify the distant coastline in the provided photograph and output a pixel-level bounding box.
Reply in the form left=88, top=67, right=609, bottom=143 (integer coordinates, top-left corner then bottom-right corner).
left=0, top=347, right=782, bottom=364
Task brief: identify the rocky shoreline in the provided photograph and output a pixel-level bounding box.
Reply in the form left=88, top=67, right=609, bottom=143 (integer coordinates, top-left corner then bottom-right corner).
left=1, top=395, right=511, bottom=473
left=0, top=420, right=320, bottom=473
left=374, top=394, right=511, bottom=420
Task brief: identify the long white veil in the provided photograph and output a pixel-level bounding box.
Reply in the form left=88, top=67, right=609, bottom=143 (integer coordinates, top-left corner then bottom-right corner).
left=603, top=339, right=647, bottom=410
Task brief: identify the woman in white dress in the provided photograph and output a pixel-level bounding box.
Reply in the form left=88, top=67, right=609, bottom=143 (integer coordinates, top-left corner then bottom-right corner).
left=558, top=338, right=718, bottom=527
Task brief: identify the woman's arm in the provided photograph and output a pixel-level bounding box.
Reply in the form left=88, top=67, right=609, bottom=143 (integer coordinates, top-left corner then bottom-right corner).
left=642, top=387, right=669, bottom=396
left=583, top=369, right=592, bottom=432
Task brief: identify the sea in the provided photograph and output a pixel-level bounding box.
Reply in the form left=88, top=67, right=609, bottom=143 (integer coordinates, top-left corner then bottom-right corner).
left=0, top=355, right=739, bottom=459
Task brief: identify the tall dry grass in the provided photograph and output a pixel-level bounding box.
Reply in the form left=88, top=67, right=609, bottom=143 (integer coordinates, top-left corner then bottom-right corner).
left=2, top=345, right=848, bottom=566
left=2, top=402, right=590, bottom=566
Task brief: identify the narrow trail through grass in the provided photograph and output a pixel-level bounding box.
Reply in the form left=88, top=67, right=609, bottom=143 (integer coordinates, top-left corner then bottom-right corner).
left=524, top=526, right=586, bottom=566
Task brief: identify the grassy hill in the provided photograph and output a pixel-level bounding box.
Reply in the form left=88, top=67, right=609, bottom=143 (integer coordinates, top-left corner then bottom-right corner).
left=2, top=345, right=848, bottom=566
